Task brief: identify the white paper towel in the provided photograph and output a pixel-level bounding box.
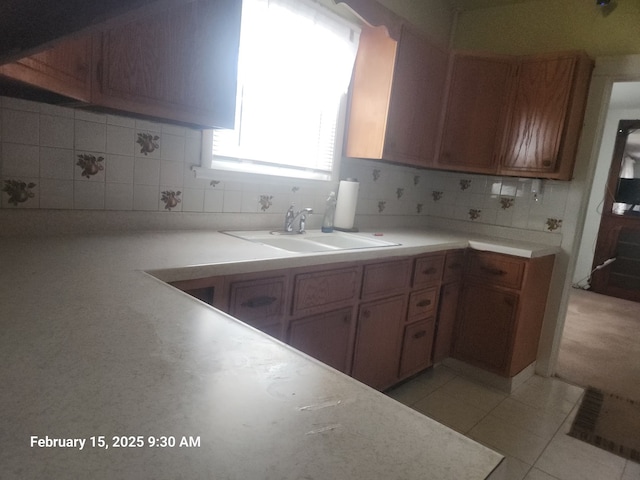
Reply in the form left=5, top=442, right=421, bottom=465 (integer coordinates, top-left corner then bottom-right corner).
left=334, top=179, right=359, bottom=230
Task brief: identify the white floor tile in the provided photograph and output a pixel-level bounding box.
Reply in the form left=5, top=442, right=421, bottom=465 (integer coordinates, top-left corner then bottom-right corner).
left=412, top=388, right=488, bottom=434
left=510, top=375, right=583, bottom=415
left=468, top=414, right=550, bottom=465
left=523, top=468, right=561, bottom=480
left=534, top=431, right=627, bottom=480
left=499, top=456, right=532, bottom=480
left=435, top=375, right=507, bottom=413
left=490, top=397, right=568, bottom=440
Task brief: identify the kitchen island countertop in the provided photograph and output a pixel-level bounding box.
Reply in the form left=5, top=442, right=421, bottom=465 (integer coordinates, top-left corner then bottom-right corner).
left=0, top=226, right=558, bottom=479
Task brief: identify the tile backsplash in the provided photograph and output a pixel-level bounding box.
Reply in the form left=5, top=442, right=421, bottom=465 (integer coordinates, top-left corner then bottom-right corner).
left=1, top=96, right=568, bottom=234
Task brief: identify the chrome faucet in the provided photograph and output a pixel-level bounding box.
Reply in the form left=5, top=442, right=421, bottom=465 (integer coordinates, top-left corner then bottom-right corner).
left=284, top=204, right=313, bottom=233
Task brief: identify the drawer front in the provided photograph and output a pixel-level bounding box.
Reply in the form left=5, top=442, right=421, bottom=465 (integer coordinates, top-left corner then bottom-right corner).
left=466, top=251, right=525, bottom=289
left=361, top=259, right=412, bottom=299
left=292, top=267, right=360, bottom=316
left=228, top=276, right=287, bottom=326
left=407, top=287, right=438, bottom=321
left=442, top=250, right=465, bottom=283
left=413, top=254, right=445, bottom=287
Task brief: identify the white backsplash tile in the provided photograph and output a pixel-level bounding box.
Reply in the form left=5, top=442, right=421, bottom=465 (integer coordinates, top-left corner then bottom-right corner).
left=160, top=160, right=184, bottom=186
left=73, top=181, right=105, bottom=210
left=105, top=183, right=134, bottom=210
left=2, top=109, right=39, bottom=145
left=182, top=188, right=205, bottom=212
left=134, top=157, right=161, bottom=186
left=106, top=124, right=135, bottom=156
left=39, top=178, right=74, bottom=209
left=40, top=114, right=74, bottom=149
left=2, top=143, right=40, bottom=177
left=133, top=184, right=160, bottom=211
left=75, top=120, right=106, bottom=152
left=160, top=134, right=186, bottom=162
left=106, top=155, right=134, bottom=184
left=40, top=147, right=75, bottom=180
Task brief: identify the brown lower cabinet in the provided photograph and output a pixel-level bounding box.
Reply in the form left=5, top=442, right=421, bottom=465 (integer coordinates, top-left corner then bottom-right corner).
left=351, top=295, right=406, bottom=390
left=171, top=247, right=555, bottom=389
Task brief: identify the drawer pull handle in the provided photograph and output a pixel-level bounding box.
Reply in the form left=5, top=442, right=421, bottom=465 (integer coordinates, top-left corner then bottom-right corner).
left=422, top=267, right=437, bottom=275
left=481, top=266, right=507, bottom=276
left=416, top=299, right=432, bottom=307
left=362, top=309, right=371, bottom=319
left=448, top=263, right=462, bottom=270
left=242, top=296, right=277, bottom=308
left=413, top=330, right=427, bottom=339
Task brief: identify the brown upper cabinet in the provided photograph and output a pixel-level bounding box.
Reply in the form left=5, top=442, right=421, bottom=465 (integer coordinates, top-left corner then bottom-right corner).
left=344, top=23, right=449, bottom=168
left=438, top=51, right=593, bottom=180
left=0, top=0, right=241, bottom=129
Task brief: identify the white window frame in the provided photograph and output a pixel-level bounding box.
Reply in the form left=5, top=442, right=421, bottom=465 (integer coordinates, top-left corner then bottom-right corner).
left=196, top=0, right=360, bottom=184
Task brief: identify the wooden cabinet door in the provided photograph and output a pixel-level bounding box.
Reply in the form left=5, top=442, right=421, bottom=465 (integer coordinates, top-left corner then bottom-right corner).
left=351, top=295, right=405, bottom=390
left=93, top=0, right=240, bottom=128
left=432, top=281, right=460, bottom=363
left=437, top=53, right=511, bottom=174
left=383, top=26, right=448, bottom=167
left=0, top=36, right=92, bottom=102
left=399, top=317, right=435, bottom=379
left=288, top=308, right=354, bottom=373
left=502, top=51, right=592, bottom=180
left=453, top=283, right=518, bottom=375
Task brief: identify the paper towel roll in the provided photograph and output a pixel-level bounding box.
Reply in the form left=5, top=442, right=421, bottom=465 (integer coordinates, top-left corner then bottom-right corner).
left=334, top=179, right=359, bottom=230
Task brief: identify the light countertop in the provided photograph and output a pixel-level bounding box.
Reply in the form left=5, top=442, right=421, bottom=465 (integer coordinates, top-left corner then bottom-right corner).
left=0, top=227, right=557, bottom=479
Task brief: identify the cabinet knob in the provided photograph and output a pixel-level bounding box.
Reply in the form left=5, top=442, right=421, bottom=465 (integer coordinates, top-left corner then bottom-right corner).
left=422, top=267, right=437, bottom=275
left=416, top=299, right=432, bottom=307
left=543, top=160, right=552, bottom=167
left=413, top=330, right=427, bottom=339
left=241, top=296, right=277, bottom=308
left=362, top=309, right=371, bottom=319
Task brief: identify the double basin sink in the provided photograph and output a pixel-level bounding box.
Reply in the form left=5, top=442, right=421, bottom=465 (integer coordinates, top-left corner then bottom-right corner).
left=223, top=230, right=401, bottom=253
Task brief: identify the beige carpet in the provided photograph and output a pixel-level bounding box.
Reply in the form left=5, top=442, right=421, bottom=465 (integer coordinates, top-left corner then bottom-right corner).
left=556, top=288, right=640, bottom=402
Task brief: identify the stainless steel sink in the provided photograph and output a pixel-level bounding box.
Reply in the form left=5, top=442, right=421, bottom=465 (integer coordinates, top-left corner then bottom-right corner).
left=222, top=230, right=400, bottom=253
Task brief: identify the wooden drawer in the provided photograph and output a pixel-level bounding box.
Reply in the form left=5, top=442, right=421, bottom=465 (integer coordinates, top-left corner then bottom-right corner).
left=361, top=259, right=412, bottom=299
left=413, top=254, right=445, bottom=287
left=399, top=317, right=436, bottom=378
left=292, top=266, right=360, bottom=317
left=442, top=250, right=465, bottom=284
left=228, top=275, right=287, bottom=328
left=407, top=287, right=438, bottom=321
left=466, top=251, right=525, bottom=289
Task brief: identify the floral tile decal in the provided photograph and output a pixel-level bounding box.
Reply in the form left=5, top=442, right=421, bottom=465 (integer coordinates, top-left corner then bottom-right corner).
left=259, top=195, right=273, bottom=211
left=396, top=187, right=404, bottom=199
left=372, top=169, right=381, bottom=181
left=413, top=175, right=420, bottom=186
left=2, top=179, right=36, bottom=206
left=137, top=132, right=160, bottom=155
left=546, top=218, right=563, bottom=231
left=460, top=179, right=472, bottom=191
left=432, top=191, right=443, bottom=202
left=500, top=197, right=515, bottom=209
left=468, top=208, right=481, bottom=220
left=416, top=203, right=423, bottom=214
left=161, top=190, right=182, bottom=210
left=210, top=180, right=220, bottom=188
left=76, top=154, right=105, bottom=179
left=377, top=201, right=386, bottom=213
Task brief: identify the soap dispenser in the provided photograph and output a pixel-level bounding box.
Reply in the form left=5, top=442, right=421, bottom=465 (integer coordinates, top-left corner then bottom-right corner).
left=321, top=192, right=337, bottom=233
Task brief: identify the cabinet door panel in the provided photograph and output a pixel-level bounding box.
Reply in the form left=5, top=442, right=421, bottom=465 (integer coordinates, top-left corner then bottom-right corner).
left=500, top=56, right=575, bottom=174
left=288, top=308, right=353, bottom=373
left=453, top=283, right=518, bottom=374
left=0, top=36, right=92, bottom=101
left=228, top=275, right=287, bottom=335
left=94, top=0, right=240, bottom=127
left=438, top=54, right=511, bottom=174
left=384, top=26, right=448, bottom=166
left=361, top=259, right=411, bottom=299
left=352, top=295, right=405, bottom=390
left=399, top=318, right=435, bottom=378
left=413, top=254, right=445, bottom=287
left=292, top=266, right=360, bottom=317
